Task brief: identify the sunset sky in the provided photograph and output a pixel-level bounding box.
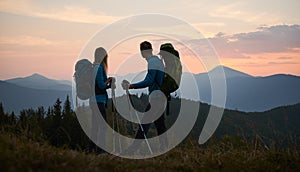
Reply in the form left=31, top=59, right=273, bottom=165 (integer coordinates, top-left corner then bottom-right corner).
left=0, top=0, right=299, bottom=80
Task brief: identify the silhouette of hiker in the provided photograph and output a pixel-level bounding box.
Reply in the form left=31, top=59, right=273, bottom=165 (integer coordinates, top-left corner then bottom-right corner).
left=122, top=41, right=168, bottom=154
left=89, top=47, right=114, bottom=154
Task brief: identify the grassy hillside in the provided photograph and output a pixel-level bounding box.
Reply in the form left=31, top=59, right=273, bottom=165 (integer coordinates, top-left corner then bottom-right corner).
left=1, top=132, right=299, bottom=172
left=1, top=98, right=300, bottom=171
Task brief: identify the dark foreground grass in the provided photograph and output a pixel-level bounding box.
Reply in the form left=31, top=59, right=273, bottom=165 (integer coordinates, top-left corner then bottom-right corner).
left=1, top=133, right=299, bottom=172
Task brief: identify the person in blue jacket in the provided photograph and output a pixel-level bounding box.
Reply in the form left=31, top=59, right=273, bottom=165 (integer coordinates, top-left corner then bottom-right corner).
left=122, top=41, right=168, bottom=152
left=89, top=47, right=114, bottom=154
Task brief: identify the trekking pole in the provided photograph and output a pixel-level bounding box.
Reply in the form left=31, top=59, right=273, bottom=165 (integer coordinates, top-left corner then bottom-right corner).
left=115, top=104, right=122, bottom=152
left=111, top=80, right=116, bottom=153
left=111, top=79, right=122, bottom=153
left=111, top=99, right=115, bottom=153
left=125, top=88, right=153, bottom=154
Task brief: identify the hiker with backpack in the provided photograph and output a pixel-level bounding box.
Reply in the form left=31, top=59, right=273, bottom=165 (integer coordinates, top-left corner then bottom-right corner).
left=75, top=47, right=115, bottom=154
left=122, top=41, right=168, bottom=153
left=90, top=47, right=115, bottom=154
left=158, top=43, right=182, bottom=116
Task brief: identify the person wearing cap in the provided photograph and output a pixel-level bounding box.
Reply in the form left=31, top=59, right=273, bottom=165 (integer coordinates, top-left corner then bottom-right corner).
left=122, top=41, right=168, bottom=152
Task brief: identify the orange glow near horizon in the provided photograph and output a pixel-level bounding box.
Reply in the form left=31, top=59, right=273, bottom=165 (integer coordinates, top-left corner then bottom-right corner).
left=1, top=1, right=300, bottom=80
left=1, top=25, right=300, bottom=80
left=221, top=52, right=300, bottom=76
left=1, top=45, right=300, bottom=80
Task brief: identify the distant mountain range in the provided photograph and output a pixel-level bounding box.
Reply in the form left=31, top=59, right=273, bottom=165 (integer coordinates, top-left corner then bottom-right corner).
left=181, top=66, right=300, bottom=112
left=5, top=73, right=71, bottom=91
left=0, top=74, right=72, bottom=113
left=0, top=81, right=71, bottom=113
left=0, top=66, right=299, bottom=113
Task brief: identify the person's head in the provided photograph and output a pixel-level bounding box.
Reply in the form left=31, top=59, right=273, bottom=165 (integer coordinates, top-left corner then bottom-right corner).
left=94, top=47, right=108, bottom=73
left=159, top=43, right=174, bottom=57
left=140, top=41, right=153, bottom=59
left=159, top=43, right=177, bottom=65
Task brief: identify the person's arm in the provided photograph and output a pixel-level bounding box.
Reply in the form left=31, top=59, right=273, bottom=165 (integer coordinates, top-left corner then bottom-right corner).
left=131, top=69, right=157, bottom=89
left=95, top=65, right=108, bottom=90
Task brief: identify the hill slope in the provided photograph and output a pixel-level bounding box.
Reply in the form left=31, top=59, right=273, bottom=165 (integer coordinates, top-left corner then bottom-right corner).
left=0, top=81, right=71, bottom=113
left=1, top=132, right=299, bottom=172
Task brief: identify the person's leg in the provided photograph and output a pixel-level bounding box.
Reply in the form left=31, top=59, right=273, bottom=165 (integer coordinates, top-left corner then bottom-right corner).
left=132, top=99, right=167, bottom=151
left=135, top=123, right=151, bottom=139
left=97, top=102, right=107, bottom=153
left=89, top=102, right=100, bottom=152
left=135, top=102, right=151, bottom=140
left=154, top=114, right=168, bottom=151
left=148, top=95, right=168, bottom=150
left=124, top=104, right=152, bottom=154
left=154, top=115, right=166, bottom=135
left=124, top=123, right=151, bottom=153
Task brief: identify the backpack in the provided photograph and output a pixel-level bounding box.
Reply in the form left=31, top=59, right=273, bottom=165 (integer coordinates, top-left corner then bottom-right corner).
left=74, top=59, right=93, bottom=100
left=159, top=43, right=182, bottom=96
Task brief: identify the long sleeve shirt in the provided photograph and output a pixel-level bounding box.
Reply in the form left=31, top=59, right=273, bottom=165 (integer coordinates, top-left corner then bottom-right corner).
left=132, top=56, right=164, bottom=93
left=90, top=64, right=108, bottom=104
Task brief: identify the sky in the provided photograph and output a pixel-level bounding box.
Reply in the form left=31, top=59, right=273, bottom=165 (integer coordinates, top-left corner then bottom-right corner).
left=0, top=0, right=300, bottom=80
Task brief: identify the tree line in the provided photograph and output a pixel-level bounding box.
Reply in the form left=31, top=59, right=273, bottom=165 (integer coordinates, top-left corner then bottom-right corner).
left=0, top=94, right=153, bottom=151
left=0, top=96, right=90, bottom=151
left=1, top=94, right=299, bottom=151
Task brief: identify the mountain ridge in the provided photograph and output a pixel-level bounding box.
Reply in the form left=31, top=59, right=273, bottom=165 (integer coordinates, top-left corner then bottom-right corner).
left=0, top=80, right=71, bottom=113
left=3, top=65, right=300, bottom=81
left=5, top=73, right=71, bottom=91
left=1, top=65, right=300, bottom=112
left=208, top=65, right=253, bottom=78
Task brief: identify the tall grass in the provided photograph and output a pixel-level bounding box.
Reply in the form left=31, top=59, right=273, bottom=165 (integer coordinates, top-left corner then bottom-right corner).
left=1, top=132, right=299, bottom=172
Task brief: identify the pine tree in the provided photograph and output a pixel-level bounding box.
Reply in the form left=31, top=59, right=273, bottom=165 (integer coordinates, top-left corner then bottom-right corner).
left=61, top=96, right=73, bottom=147
left=37, top=107, right=45, bottom=122
left=53, top=98, right=62, bottom=127
left=63, top=95, right=72, bottom=117
left=9, top=112, right=16, bottom=125
left=18, top=110, right=28, bottom=130
left=0, top=103, right=4, bottom=127
left=49, top=98, right=64, bottom=147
